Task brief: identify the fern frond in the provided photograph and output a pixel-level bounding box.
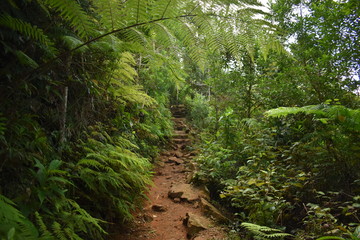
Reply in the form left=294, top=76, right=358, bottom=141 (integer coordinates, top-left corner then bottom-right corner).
left=62, top=36, right=89, bottom=52
left=151, top=22, right=176, bottom=47
left=241, top=222, right=292, bottom=240
left=121, top=28, right=149, bottom=45
left=42, top=0, right=94, bottom=38
left=13, top=50, right=38, bottom=68
left=76, top=134, right=152, bottom=222
left=265, top=105, right=326, bottom=118
left=0, top=194, right=24, bottom=221
left=0, top=14, right=54, bottom=47
left=0, top=195, right=39, bottom=239
left=149, top=0, right=182, bottom=19
left=66, top=199, right=106, bottom=235
left=52, top=221, right=67, bottom=240
left=113, top=136, right=139, bottom=150
left=92, top=0, right=123, bottom=30
left=35, top=212, right=53, bottom=239
left=172, top=19, right=207, bottom=71
left=114, top=85, right=157, bottom=106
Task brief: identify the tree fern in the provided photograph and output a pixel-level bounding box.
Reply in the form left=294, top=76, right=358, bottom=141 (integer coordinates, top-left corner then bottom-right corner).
left=151, top=22, right=176, bottom=47
left=61, top=36, right=89, bottom=52
left=107, top=51, right=157, bottom=106
left=122, top=0, right=152, bottom=24
left=92, top=0, right=123, bottom=30
left=241, top=222, right=292, bottom=240
left=42, top=0, right=94, bottom=39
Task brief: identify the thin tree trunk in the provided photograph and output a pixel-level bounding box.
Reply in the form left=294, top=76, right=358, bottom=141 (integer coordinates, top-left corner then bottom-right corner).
left=60, top=56, right=71, bottom=147
left=60, top=85, right=68, bottom=145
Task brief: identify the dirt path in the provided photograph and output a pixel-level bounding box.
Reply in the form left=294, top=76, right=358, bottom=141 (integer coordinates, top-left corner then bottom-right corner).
left=110, top=105, right=227, bottom=240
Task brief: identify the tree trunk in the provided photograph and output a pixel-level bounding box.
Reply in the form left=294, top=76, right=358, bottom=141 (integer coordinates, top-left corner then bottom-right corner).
left=59, top=85, right=68, bottom=145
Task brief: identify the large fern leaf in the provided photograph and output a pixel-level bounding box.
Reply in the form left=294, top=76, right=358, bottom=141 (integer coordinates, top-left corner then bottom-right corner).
left=42, top=0, right=94, bottom=38
left=92, top=0, right=123, bottom=30
left=0, top=13, right=55, bottom=55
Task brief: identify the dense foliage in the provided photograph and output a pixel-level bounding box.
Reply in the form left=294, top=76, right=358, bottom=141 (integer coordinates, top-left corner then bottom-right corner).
left=0, top=0, right=277, bottom=239
left=0, top=0, right=359, bottom=239
left=186, top=0, right=360, bottom=239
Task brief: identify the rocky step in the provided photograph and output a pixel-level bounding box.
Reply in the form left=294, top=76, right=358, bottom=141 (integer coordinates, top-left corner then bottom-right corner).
left=173, top=138, right=191, bottom=144
left=174, top=130, right=186, bottom=134
left=171, top=106, right=186, bottom=110
left=174, top=133, right=188, bottom=139
left=172, top=107, right=186, bottom=111
left=175, top=126, right=188, bottom=131
left=172, top=108, right=186, bottom=112
left=171, top=108, right=186, bottom=113
left=173, top=114, right=186, bottom=118
left=171, top=117, right=186, bottom=122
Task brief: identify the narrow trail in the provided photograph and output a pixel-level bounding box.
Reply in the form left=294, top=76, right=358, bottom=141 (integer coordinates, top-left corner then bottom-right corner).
left=110, top=105, right=228, bottom=240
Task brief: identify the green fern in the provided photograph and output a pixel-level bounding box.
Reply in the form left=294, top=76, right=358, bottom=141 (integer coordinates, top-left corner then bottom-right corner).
left=42, top=0, right=94, bottom=38
left=0, top=14, right=54, bottom=47
left=34, top=212, right=54, bottom=239
left=106, top=51, right=157, bottom=106
left=92, top=0, right=123, bottom=30
left=61, top=36, right=89, bottom=52
left=265, top=105, right=325, bottom=118
left=241, top=222, right=292, bottom=240
left=0, top=194, right=39, bottom=240
left=75, top=130, right=152, bottom=222
left=265, top=104, right=360, bottom=131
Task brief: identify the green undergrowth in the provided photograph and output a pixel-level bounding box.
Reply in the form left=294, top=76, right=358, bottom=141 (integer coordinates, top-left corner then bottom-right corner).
left=0, top=62, right=174, bottom=239
left=187, top=99, right=360, bottom=240
left=0, top=103, right=172, bottom=239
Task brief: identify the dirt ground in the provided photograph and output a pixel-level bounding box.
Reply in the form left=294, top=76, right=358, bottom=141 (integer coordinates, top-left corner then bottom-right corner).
left=109, top=109, right=228, bottom=240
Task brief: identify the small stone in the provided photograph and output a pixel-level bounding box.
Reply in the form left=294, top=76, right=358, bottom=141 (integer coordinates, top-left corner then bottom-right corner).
left=174, top=151, right=184, bottom=158
left=152, top=204, right=167, bottom=212
left=143, top=214, right=154, bottom=222
left=173, top=198, right=181, bottom=203
left=166, top=157, right=183, bottom=165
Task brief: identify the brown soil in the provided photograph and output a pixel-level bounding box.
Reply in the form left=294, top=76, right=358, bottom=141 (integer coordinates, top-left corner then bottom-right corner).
left=109, top=106, right=227, bottom=240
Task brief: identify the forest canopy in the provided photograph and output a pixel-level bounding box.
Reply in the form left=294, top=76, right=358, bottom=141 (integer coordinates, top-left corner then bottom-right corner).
left=0, top=0, right=359, bottom=239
